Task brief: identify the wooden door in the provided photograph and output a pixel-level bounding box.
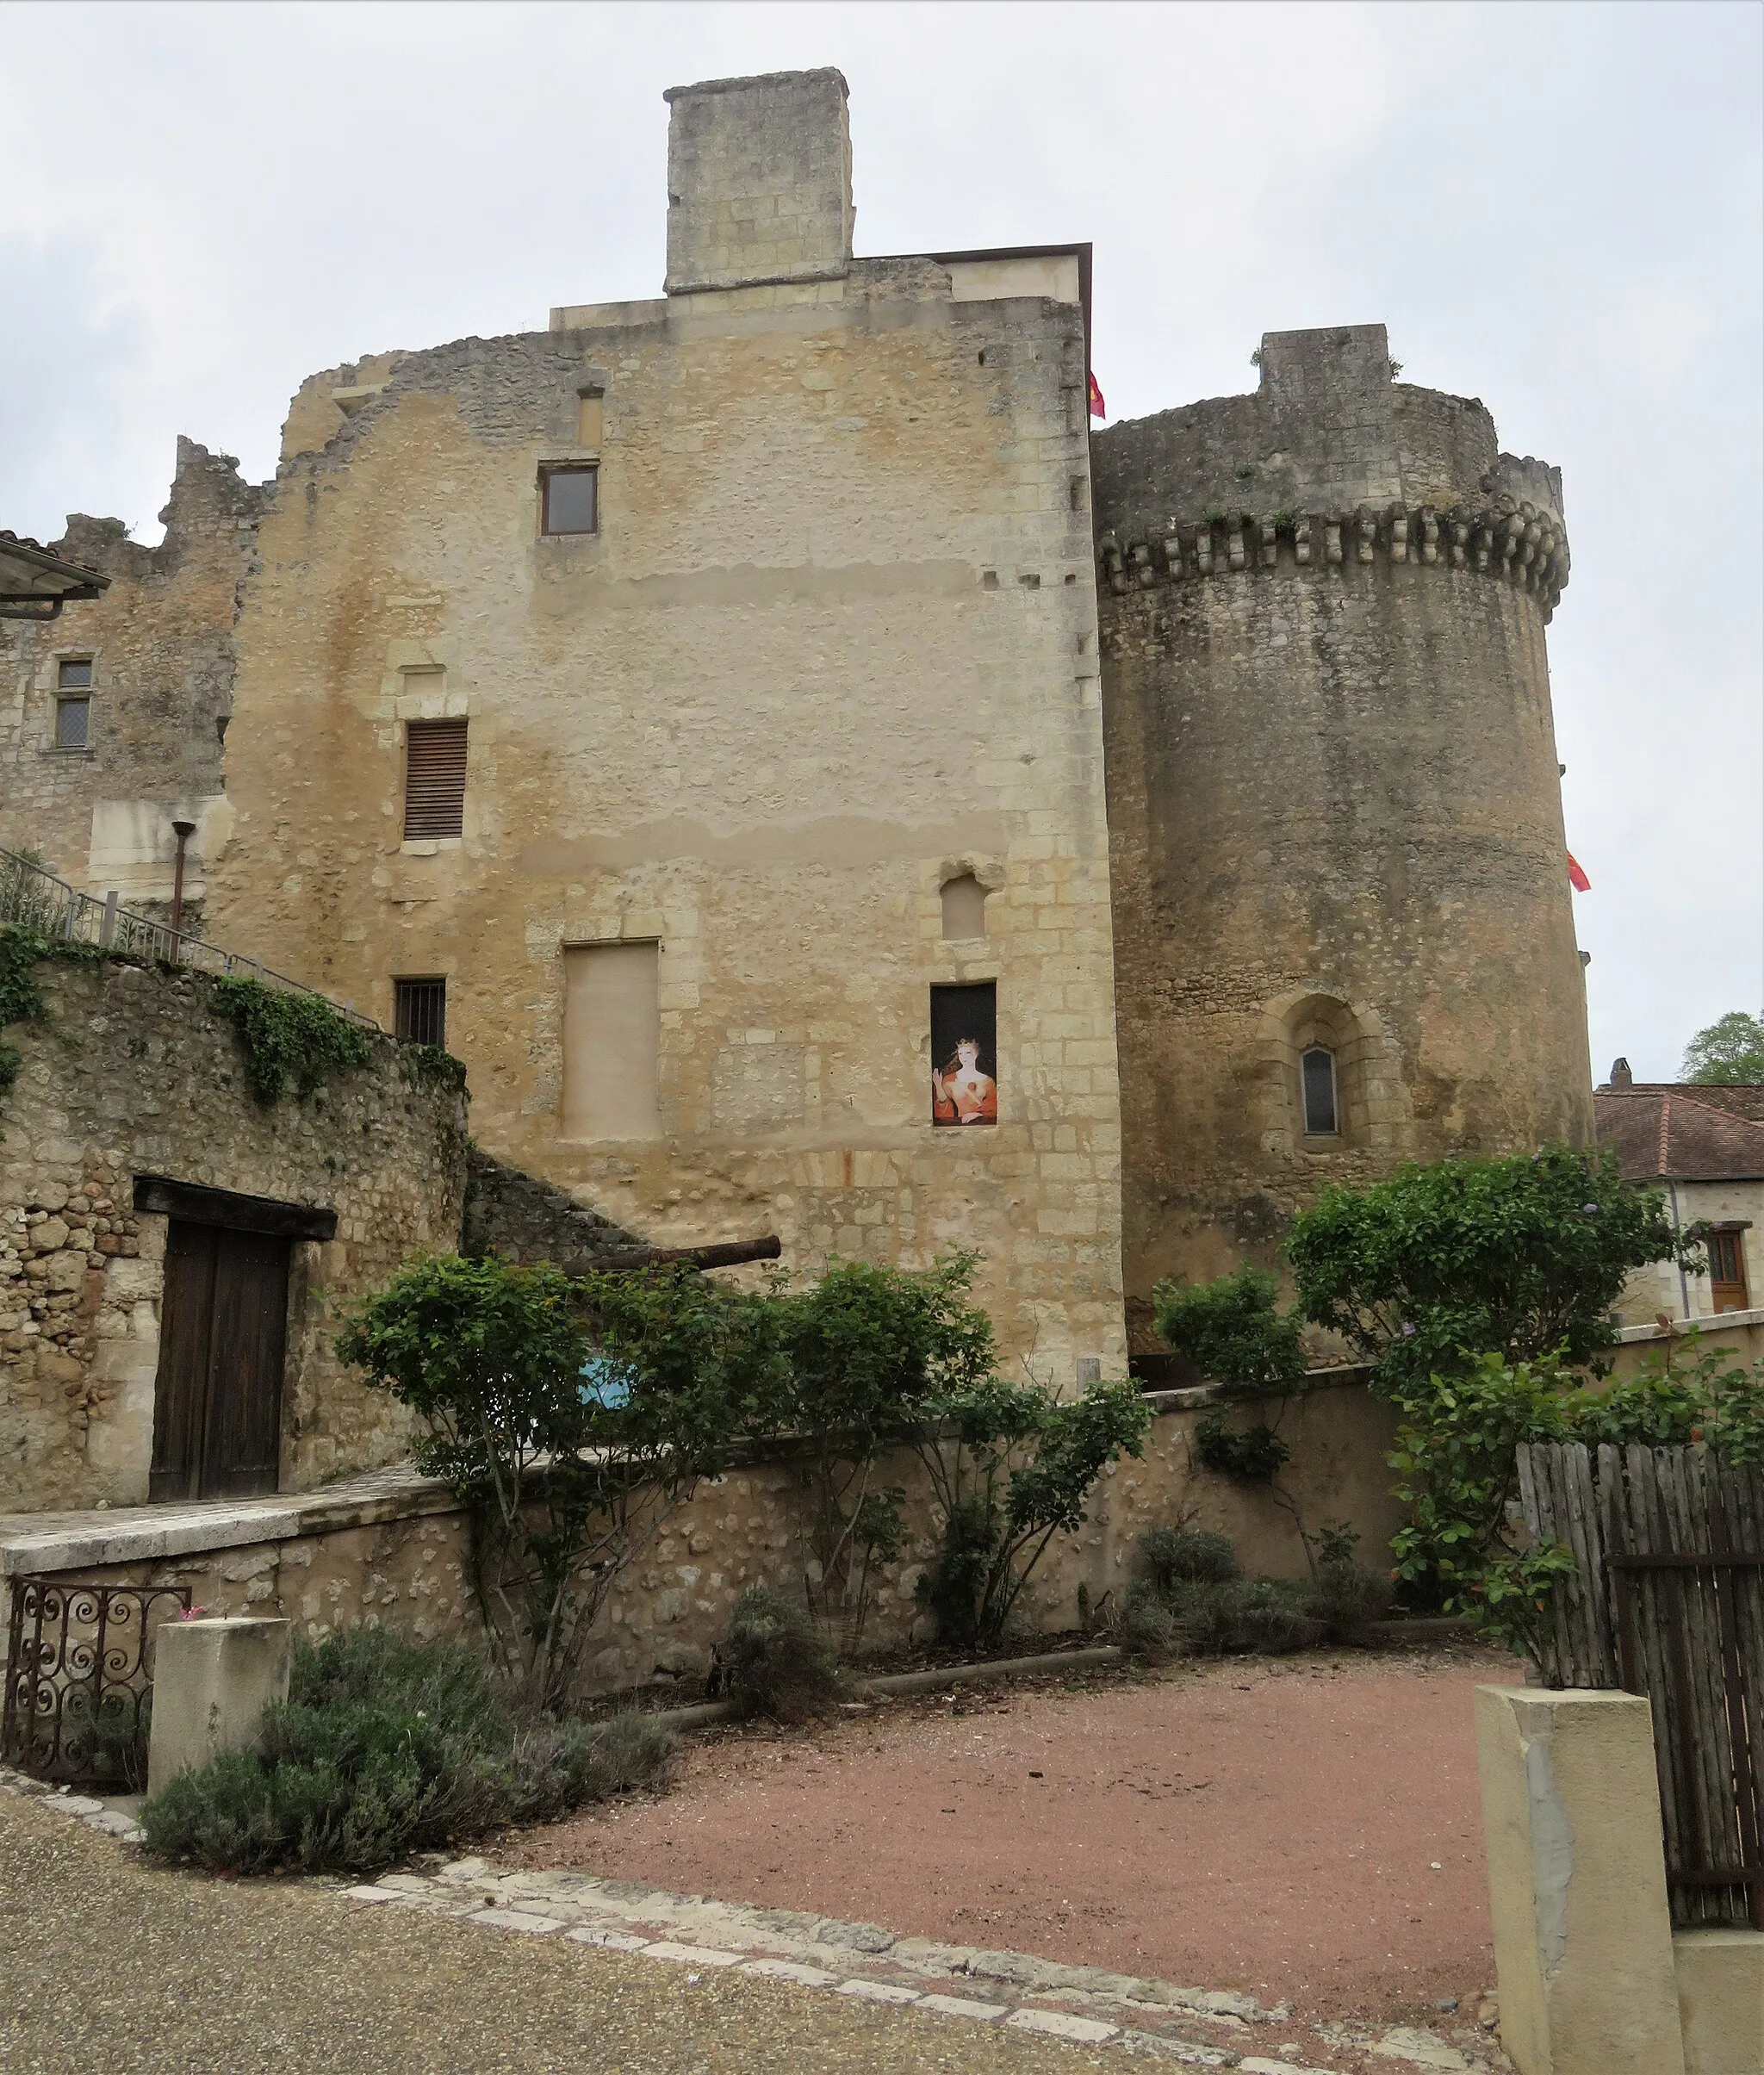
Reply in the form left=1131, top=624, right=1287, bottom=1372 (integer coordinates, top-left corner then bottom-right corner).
left=149, top=1221, right=290, bottom=1501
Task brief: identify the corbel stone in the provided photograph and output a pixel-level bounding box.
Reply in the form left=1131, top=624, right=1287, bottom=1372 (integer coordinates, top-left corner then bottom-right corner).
left=1194, top=526, right=1214, bottom=575
left=1325, top=519, right=1343, bottom=566
left=1356, top=510, right=1376, bottom=564
left=1258, top=518, right=1277, bottom=568
left=1162, top=535, right=1183, bottom=578
left=1295, top=516, right=1313, bottom=566
left=1449, top=519, right=1468, bottom=568
left=1419, top=509, right=1439, bottom=565
left=1388, top=508, right=1410, bottom=564
left=1226, top=525, right=1245, bottom=572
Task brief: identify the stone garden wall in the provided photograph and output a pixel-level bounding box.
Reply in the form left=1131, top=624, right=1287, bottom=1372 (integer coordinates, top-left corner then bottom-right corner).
left=3, top=1376, right=1401, bottom=1694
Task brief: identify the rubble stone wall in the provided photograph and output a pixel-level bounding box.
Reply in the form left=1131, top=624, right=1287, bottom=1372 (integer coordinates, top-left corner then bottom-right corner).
left=0, top=952, right=468, bottom=1511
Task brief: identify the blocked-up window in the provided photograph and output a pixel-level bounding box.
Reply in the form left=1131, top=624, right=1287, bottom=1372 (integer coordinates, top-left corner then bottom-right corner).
left=542, top=465, right=598, bottom=537
left=940, top=873, right=988, bottom=941
left=562, top=942, right=661, bottom=1140
left=403, top=719, right=468, bottom=839
left=394, top=977, right=447, bottom=1048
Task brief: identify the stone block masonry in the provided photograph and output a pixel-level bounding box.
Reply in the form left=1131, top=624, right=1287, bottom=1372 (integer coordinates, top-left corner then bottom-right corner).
left=206, top=71, right=1125, bottom=1391
left=0, top=952, right=468, bottom=1511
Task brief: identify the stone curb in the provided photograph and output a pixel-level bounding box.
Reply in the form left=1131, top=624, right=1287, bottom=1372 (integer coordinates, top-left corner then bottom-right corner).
left=652, top=1643, right=1126, bottom=1731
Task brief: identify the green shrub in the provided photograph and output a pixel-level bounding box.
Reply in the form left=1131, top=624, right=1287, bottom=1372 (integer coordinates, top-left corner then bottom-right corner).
left=1170, top=1577, right=1321, bottom=1656
left=1140, top=1526, right=1240, bottom=1591
left=1152, top=1265, right=1306, bottom=1395
left=1302, top=1520, right=1393, bottom=1639
left=717, top=1584, right=840, bottom=1724
left=1115, top=1578, right=1179, bottom=1657
left=1193, top=1410, right=1291, bottom=1482
left=140, top=1626, right=672, bottom=1876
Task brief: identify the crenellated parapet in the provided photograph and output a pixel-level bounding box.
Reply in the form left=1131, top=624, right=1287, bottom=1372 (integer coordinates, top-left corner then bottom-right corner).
left=1096, top=487, right=1570, bottom=622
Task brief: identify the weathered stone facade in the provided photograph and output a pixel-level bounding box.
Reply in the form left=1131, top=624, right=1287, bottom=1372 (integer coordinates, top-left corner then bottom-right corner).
left=4, top=73, right=1601, bottom=1494
left=203, top=71, right=1124, bottom=1388
left=0, top=438, right=264, bottom=924
left=1091, top=326, right=1593, bottom=1350
left=0, top=952, right=467, bottom=1511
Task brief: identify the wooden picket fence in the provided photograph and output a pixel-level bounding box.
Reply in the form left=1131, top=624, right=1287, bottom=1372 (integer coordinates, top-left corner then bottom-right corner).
left=1518, top=1441, right=1764, bottom=1929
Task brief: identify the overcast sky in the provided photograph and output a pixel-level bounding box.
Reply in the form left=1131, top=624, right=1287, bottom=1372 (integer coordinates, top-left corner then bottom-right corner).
left=3, top=2, right=1759, bottom=1083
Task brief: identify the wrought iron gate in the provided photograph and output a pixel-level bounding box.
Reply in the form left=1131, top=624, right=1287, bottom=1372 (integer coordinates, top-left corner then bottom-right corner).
left=2, top=1578, right=192, bottom=1787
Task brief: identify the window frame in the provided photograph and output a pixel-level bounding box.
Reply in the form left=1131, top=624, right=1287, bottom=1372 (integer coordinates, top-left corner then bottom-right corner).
left=393, top=976, right=448, bottom=1050
left=1706, top=1224, right=1751, bottom=1314
left=401, top=717, right=469, bottom=842
left=1300, top=1043, right=1339, bottom=1139
left=540, top=463, right=599, bottom=537
left=53, top=695, right=91, bottom=751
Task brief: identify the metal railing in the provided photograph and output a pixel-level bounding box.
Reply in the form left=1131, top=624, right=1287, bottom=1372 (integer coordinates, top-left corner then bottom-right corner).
left=3, top=1578, right=193, bottom=1787
left=0, top=845, right=381, bottom=1029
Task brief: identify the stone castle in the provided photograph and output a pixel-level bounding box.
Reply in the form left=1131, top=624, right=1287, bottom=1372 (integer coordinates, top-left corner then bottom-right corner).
left=0, top=66, right=1593, bottom=1382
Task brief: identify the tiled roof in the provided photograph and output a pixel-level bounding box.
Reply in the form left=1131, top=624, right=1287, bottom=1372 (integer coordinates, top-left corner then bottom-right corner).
left=1594, top=1086, right=1764, bottom=1182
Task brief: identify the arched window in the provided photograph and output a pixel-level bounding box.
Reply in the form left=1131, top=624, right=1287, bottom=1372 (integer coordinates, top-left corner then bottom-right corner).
left=1301, top=1045, right=1339, bottom=1137
left=940, top=873, right=988, bottom=941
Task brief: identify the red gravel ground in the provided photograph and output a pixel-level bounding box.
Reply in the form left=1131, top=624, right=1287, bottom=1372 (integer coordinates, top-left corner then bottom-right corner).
left=502, top=1645, right=1511, bottom=2023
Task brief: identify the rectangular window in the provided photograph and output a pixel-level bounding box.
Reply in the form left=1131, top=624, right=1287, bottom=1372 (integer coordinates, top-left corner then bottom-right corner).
left=403, top=718, right=468, bottom=839
left=1708, top=1227, right=1750, bottom=1314
left=542, top=465, right=598, bottom=537
left=562, top=942, right=661, bottom=1140
left=58, top=658, right=93, bottom=690
left=576, top=389, right=604, bottom=447
left=394, top=977, right=447, bottom=1048
left=1301, top=1047, right=1339, bottom=1136
left=55, top=697, right=90, bottom=749
left=930, top=981, right=997, bottom=1127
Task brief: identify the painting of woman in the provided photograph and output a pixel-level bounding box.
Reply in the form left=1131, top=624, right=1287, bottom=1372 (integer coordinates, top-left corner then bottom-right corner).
left=932, top=1035, right=997, bottom=1125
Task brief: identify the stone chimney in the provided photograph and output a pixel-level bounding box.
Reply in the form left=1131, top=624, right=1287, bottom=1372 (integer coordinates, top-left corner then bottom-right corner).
left=662, top=69, right=854, bottom=295
left=1610, top=1057, right=1634, bottom=1088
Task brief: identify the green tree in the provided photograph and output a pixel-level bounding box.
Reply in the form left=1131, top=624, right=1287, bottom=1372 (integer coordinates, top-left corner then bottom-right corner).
left=1286, top=1145, right=1693, bottom=1401
left=338, top=1254, right=764, bottom=1708
left=773, top=1254, right=995, bottom=1651
left=1681, top=1010, right=1764, bottom=1084
left=912, top=1372, right=1151, bottom=1652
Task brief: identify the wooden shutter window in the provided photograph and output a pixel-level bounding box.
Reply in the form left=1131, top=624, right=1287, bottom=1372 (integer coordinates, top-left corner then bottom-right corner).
left=404, top=718, right=468, bottom=840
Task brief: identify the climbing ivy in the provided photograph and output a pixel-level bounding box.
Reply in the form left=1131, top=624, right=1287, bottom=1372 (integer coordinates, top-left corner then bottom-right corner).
left=0, top=927, right=109, bottom=1097
left=0, top=927, right=48, bottom=1096
left=211, top=974, right=376, bottom=1104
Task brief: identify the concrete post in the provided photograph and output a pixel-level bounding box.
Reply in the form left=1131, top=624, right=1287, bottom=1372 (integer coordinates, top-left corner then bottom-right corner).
left=1475, top=1685, right=1686, bottom=2075
left=146, top=1617, right=291, bottom=1800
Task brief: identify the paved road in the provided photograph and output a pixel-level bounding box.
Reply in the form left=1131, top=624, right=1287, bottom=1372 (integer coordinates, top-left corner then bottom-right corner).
left=0, top=1791, right=1115, bottom=2075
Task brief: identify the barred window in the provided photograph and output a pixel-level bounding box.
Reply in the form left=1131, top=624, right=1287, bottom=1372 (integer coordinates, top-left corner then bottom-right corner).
left=394, top=977, right=447, bottom=1048
left=55, top=697, right=90, bottom=749
left=403, top=718, right=467, bottom=840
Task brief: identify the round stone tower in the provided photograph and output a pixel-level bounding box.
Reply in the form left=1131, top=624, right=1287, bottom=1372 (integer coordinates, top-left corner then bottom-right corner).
left=1091, top=323, right=1594, bottom=1357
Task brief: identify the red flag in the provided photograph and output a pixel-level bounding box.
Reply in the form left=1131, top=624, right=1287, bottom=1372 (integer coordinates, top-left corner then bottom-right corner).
left=1088, top=371, right=1106, bottom=419
left=1567, top=852, right=1591, bottom=892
